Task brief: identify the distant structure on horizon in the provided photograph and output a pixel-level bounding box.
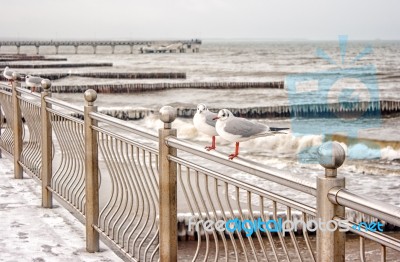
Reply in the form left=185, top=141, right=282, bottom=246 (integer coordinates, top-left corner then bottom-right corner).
left=0, top=39, right=202, bottom=54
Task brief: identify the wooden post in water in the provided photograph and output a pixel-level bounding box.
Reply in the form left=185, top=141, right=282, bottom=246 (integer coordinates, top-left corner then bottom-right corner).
left=41, top=79, right=53, bottom=208
left=159, top=106, right=177, bottom=262
left=84, top=89, right=99, bottom=252
left=12, top=72, right=23, bottom=179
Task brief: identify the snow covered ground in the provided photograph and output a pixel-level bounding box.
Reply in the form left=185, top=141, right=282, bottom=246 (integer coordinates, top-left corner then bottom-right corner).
left=0, top=156, right=122, bottom=262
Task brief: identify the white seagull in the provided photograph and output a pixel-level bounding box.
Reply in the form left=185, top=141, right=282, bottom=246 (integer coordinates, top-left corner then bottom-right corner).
left=25, top=75, right=43, bottom=92
left=2, top=66, right=15, bottom=84
left=193, top=104, right=219, bottom=151
left=214, top=109, right=289, bottom=160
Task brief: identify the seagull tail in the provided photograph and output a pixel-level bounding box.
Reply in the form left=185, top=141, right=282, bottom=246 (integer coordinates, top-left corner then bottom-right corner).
left=270, top=127, right=290, bottom=134
left=270, top=127, right=289, bottom=131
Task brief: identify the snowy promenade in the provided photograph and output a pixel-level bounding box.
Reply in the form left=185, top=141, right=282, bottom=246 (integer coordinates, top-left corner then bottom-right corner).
left=0, top=156, right=121, bottom=262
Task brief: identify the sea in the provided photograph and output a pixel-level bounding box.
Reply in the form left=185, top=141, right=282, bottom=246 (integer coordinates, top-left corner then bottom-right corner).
left=2, top=40, right=400, bottom=207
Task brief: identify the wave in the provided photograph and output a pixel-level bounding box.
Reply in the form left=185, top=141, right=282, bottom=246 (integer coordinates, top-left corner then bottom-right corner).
left=140, top=116, right=400, bottom=162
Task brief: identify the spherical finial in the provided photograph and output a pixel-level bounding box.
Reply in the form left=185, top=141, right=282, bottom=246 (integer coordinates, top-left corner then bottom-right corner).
left=12, top=72, right=20, bottom=80
left=318, top=141, right=346, bottom=174
left=41, top=79, right=52, bottom=90
left=159, top=106, right=176, bottom=128
left=84, top=89, right=97, bottom=105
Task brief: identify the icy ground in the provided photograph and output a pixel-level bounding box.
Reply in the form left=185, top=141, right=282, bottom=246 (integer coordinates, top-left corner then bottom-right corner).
left=0, top=156, right=122, bottom=262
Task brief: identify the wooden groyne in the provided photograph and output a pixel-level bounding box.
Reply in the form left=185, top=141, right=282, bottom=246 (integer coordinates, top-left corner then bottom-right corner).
left=0, top=57, right=67, bottom=62
left=93, top=100, right=400, bottom=120
left=0, top=62, right=113, bottom=68
left=0, top=72, right=186, bottom=82
left=43, top=81, right=284, bottom=93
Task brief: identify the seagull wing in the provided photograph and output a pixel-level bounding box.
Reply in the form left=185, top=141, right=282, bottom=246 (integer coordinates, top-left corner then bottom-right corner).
left=204, top=111, right=217, bottom=127
left=224, top=117, right=269, bottom=138
left=28, top=76, right=43, bottom=85
left=4, top=69, right=13, bottom=78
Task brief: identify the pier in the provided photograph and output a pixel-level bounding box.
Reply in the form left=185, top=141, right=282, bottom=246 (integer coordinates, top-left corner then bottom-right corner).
left=0, top=39, right=202, bottom=54
left=1, top=76, right=400, bottom=261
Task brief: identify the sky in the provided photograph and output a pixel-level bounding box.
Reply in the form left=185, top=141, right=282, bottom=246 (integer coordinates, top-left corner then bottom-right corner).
left=1, top=0, right=399, bottom=41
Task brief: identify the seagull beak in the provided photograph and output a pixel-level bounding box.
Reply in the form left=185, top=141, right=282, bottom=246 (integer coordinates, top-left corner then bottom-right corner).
left=213, top=117, right=219, bottom=120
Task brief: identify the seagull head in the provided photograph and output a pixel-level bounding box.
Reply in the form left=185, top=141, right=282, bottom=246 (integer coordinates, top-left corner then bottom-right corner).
left=213, top=109, right=233, bottom=121
left=196, top=103, right=208, bottom=114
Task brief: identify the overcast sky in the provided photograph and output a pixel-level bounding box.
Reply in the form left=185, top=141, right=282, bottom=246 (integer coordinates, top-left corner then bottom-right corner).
left=1, top=0, right=399, bottom=40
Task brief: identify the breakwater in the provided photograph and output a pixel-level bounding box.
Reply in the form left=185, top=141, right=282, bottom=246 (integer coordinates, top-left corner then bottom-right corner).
left=0, top=62, right=113, bottom=68
left=88, top=100, right=400, bottom=120
left=0, top=57, right=67, bottom=62
left=41, top=81, right=284, bottom=93
left=0, top=54, right=67, bottom=62
left=0, top=72, right=186, bottom=81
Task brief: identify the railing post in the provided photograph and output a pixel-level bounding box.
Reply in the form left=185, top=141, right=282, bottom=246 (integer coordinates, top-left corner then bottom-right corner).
left=317, top=141, right=346, bottom=262
left=84, top=89, right=99, bottom=252
left=159, top=106, right=177, bottom=262
left=41, top=79, right=52, bottom=208
left=12, top=72, right=23, bottom=179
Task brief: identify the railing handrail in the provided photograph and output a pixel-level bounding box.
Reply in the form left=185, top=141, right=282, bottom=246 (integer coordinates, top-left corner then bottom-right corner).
left=15, top=86, right=41, bottom=98
left=166, top=136, right=317, bottom=196
left=44, top=96, right=84, bottom=114
left=0, top=83, right=13, bottom=91
left=89, top=111, right=158, bottom=142
left=329, top=188, right=400, bottom=227
left=333, top=217, right=400, bottom=252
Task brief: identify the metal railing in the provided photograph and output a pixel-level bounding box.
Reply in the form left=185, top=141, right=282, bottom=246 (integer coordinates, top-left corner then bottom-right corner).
left=0, top=74, right=399, bottom=262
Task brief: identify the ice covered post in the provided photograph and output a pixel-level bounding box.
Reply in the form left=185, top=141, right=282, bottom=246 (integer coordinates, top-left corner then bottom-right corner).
left=159, top=106, right=177, bottom=262
left=84, top=89, right=99, bottom=252
left=317, top=141, right=346, bottom=262
left=12, top=72, right=23, bottom=179
left=41, top=79, right=53, bottom=208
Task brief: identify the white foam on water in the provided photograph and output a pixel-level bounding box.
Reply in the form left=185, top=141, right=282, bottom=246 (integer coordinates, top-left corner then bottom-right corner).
left=381, top=146, right=400, bottom=161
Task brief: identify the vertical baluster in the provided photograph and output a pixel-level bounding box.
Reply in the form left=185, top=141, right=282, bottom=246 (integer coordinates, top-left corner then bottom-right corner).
left=380, top=245, right=386, bottom=262
left=360, top=236, right=366, bottom=262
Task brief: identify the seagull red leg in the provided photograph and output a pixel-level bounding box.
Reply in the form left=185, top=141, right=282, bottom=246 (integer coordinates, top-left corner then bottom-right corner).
left=229, top=142, right=240, bottom=160
left=205, top=136, right=216, bottom=151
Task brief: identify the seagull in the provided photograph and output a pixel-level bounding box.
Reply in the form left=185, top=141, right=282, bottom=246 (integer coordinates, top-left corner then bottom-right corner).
left=214, top=109, right=289, bottom=160
left=25, top=75, right=43, bottom=93
left=2, top=67, right=15, bottom=84
left=193, top=103, right=218, bottom=151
